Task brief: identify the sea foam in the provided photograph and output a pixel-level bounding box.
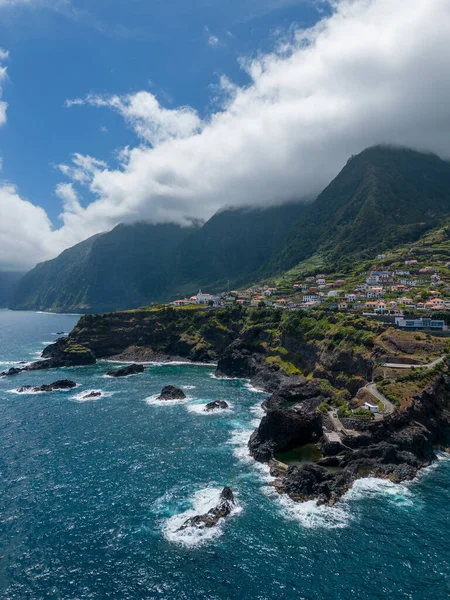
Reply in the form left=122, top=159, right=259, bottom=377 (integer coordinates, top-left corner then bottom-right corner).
left=345, top=477, right=415, bottom=507
left=71, top=389, right=114, bottom=402
left=145, top=394, right=192, bottom=406
left=186, top=401, right=233, bottom=416
left=163, top=486, right=242, bottom=548
left=243, top=382, right=266, bottom=394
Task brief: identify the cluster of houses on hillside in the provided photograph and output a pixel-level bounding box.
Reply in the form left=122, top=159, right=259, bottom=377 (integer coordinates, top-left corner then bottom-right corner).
left=168, top=257, right=450, bottom=318
left=171, top=290, right=221, bottom=307
left=282, top=264, right=450, bottom=314
left=170, top=285, right=284, bottom=308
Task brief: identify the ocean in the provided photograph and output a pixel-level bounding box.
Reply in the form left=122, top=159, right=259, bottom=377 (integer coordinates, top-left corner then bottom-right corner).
left=0, top=309, right=449, bottom=600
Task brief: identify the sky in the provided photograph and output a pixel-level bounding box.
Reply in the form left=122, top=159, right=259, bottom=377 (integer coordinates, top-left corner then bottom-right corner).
left=0, top=0, right=450, bottom=271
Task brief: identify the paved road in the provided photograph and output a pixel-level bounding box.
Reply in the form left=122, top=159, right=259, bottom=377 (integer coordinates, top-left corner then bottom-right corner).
left=329, top=410, right=346, bottom=432
left=382, top=356, right=445, bottom=370
left=328, top=410, right=360, bottom=438
left=366, top=383, right=395, bottom=415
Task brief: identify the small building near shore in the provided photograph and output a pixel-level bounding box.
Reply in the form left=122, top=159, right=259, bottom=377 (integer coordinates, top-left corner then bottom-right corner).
left=364, top=402, right=380, bottom=414
left=395, top=317, right=447, bottom=331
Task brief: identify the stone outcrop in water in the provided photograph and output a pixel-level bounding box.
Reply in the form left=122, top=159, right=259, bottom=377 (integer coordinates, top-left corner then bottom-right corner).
left=157, top=385, right=186, bottom=401
left=248, top=381, right=327, bottom=462
left=1, top=367, right=22, bottom=377
left=17, top=379, right=77, bottom=393
left=106, top=364, right=145, bottom=378
left=177, top=487, right=236, bottom=531
left=271, top=463, right=335, bottom=504
left=80, top=391, right=102, bottom=399
left=205, top=400, right=229, bottom=411
left=1, top=338, right=96, bottom=377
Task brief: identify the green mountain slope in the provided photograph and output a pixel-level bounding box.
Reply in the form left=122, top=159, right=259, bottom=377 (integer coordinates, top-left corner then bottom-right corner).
left=172, top=202, right=307, bottom=296
left=268, top=146, right=450, bottom=276
left=11, top=203, right=307, bottom=313
left=11, top=145, right=450, bottom=314
left=11, top=223, right=194, bottom=313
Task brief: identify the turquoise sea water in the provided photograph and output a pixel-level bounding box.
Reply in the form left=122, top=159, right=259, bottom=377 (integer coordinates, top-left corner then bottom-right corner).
left=1, top=309, right=450, bottom=600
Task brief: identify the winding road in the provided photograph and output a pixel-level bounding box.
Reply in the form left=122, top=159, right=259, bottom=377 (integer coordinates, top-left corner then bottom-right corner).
left=381, top=356, right=445, bottom=370
left=326, top=356, right=446, bottom=434
left=366, top=383, right=395, bottom=415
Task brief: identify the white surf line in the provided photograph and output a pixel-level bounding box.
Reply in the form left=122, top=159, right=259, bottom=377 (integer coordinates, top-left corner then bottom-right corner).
left=145, top=394, right=193, bottom=406
left=100, top=359, right=217, bottom=367
left=186, top=402, right=234, bottom=416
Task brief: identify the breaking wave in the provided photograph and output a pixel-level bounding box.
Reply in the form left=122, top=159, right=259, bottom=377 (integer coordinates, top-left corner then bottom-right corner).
left=145, top=394, right=192, bottom=406
left=162, top=487, right=242, bottom=548
left=71, top=389, right=114, bottom=402
left=186, top=401, right=233, bottom=416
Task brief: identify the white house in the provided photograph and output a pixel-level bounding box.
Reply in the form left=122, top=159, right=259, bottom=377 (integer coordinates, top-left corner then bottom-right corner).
left=395, top=317, right=447, bottom=331
left=302, top=294, right=322, bottom=304
left=171, top=298, right=190, bottom=306
left=400, top=279, right=417, bottom=287
left=366, top=275, right=380, bottom=285
left=196, top=290, right=218, bottom=304
left=364, top=402, right=380, bottom=414
left=366, top=288, right=384, bottom=299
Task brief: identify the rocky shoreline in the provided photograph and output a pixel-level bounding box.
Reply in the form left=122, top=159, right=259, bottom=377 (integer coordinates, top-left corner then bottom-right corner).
left=252, top=376, right=450, bottom=505
left=4, top=307, right=449, bottom=507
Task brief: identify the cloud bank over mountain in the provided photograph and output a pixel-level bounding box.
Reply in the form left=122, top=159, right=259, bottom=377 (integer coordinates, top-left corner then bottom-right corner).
left=2, top=0, right=450, bottom=270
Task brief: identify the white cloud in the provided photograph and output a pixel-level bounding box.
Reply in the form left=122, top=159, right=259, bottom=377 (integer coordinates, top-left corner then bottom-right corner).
left=208, top=35, right=220, bottom=47
left=0, top=50, right=8, bottom=127
left=0, top=185, right=55, bottom=270
left=2, top=0, right=450, bottom=271
left=0, top=0, right=67, bottom=7
left=57, top=153, right=107, bottom=184
left=66, top=91, right=202, bottom=147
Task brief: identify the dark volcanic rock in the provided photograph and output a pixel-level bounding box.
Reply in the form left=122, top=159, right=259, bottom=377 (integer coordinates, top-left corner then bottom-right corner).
left=205, top=400, right=229, bottom=411
left=3, top=338, right=97, bottom=376
left=216, top=345, right=259, bottom=379
left=275, top=464, right=334, bottom=504
left=106, top=364, right=145, bottom=378
left=216, top=340, right=295, bottom=392
left=248, top=380, right=326, bottom=462
left=17, top=379, right=77, bottom=393
left=177, top=487, right=236, bottom=531
left=1, top=367, right=22, bottom=377
left=157, top=385, right=186, bottom=400
left=81, top=391, right=102, bottom=399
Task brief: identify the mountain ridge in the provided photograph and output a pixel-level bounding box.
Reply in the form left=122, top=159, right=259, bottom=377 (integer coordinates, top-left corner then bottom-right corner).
left=10, top=145, right=450, bottom=313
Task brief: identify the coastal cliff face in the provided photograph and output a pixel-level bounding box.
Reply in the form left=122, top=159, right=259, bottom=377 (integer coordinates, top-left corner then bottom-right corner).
left=68, top=306, right=245, bottom=362
left=13, top=305, right=449, bottom=506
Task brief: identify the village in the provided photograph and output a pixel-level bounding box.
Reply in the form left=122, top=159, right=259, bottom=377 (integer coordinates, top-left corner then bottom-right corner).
left=168, top=253, right=450, bottom=333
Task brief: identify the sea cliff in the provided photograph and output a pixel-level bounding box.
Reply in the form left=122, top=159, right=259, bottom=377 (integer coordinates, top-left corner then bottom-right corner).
left=9, top=305, right=449, bottom=505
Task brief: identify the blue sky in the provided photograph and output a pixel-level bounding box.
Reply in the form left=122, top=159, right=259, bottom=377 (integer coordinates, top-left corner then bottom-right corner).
left=1, top=0, right=449, bottom=271
left=0, top=0, right=324, bottom=222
